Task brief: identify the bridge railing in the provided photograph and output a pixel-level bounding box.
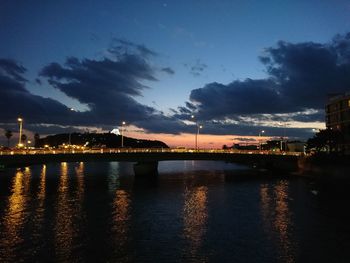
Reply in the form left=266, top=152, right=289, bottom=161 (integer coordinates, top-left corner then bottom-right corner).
left=0, top=148, right=303, bottom=156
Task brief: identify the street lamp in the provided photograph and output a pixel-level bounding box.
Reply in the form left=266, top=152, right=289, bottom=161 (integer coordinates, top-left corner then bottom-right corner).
left=196, top=125, right=203, bottom=151
left=17, top=117, right=23, bottom=147
left=121, top=121, right=126, bottom=147
left=68, top=108, right=75, bottom=146
left=259, top=130, right=265, bottom=151
left=191, top=115, right=203, bottom=151
left=278, top=122, right=286, bottom=151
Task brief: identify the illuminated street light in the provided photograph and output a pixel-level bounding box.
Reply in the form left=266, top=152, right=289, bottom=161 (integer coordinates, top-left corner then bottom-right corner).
left=191, top=115, right=203, bottom=151
left=196, top=125, right=203, bottom=151
left=259, top=130, right=265, bottom=151
left=121, top=121, right=126, bottom=147
left=17, top=117, right=23, bottom=147
left=69, top=108, right=75, bottom=146
left=191, top=115, right=197, bottom=149
left=279, top=122, right=287, bottom=151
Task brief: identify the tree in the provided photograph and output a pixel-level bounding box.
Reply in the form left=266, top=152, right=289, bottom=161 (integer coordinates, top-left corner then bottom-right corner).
left=306, top=128, right=344, bottom=154
left=5, top=130, right=13, bottom=148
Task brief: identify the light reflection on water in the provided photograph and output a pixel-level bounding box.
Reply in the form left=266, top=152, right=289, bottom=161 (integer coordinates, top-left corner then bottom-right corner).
left=274, top=181, right=297, bottom=263
left=113, top=189, right=131, bottom=259
left=1, top=167, right=31, bottom=261
left=260, top=181, right=297, bottom=263
left=0, top=161, right=349, bottom=262
left=55, top=162, right=74, bottom=261
left=183, top=185, right=208, bottom=260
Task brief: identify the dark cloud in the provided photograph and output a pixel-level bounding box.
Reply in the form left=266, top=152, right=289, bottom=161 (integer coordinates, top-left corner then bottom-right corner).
left=0, top=58, right=27, bottom=82
left=0, top=46, right=185, bottom=134
left=260, top=39, right=350, bottom=109
left=286, top=110, right=325, bottom=123
left=37, top=46, right=193, bottom=134
left=233, top=137, right=257, bottom=142
left=161, top=67, right=175, bottom=75
left=35, top=78, right=42, bottom=85
left=185, top=101, right=196, bottom=111
left=39, top=53, right=161, bottom=126
left=0, top=59, right=72, bottom=125
left=190, top=79, right=286, bottom=120
left=185, top=59, right=208, bottom=76
left=109, top=39, right=158, bottom=58
left=184, top=32, right=350, bottom=124
left=188, top=120, right=315, bottom=139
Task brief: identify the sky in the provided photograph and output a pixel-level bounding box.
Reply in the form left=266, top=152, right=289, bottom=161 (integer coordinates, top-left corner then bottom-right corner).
left=1, top=0, right=350, bottom=148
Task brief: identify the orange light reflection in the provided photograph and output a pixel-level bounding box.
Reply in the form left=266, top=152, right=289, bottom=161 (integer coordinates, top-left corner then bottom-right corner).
left=1, top=167, right=31, bottom=260
left=260, top=180, right=297, bottom=263
left=113, top=189, right=131, bottom=252
left=183, top=186, right=208, bottom=258
left=55, top=162, right=74, bottom=261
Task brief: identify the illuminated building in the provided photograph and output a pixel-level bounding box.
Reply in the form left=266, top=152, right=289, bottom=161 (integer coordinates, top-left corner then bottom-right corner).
left=110, top=128, right=121, bottom=135
left=325, top=93, right=350, bottom=152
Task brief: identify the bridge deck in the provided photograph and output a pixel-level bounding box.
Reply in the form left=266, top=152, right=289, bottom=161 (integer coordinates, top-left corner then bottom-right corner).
left=0, top=149, right=302, bottom=170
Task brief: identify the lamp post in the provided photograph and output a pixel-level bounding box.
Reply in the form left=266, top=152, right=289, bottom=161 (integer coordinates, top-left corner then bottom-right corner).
left=259, top=130, right=265, bottom=151
left=17, top=117, right=23, bottom=147
left=68, top=108, right=75, bottom=146
left=191, top=115, right=203, bottom=151
left=121, top=121, right=126, bottom=147
left=277, top=122, right=289, bottom=152
left=196, top=125, right=203, bottom=151
left=191, top=115, right=197, bottom=150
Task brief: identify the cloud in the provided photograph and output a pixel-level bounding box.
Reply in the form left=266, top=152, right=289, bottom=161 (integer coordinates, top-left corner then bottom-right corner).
left=184, top=32, right=350, bottom=125
left=0, top=44, right=187, bottom=135
left=38, top=44, right=192, bottom=134
left=161, top=67, right=175, bottom=75
left=109, top=38, right=158, bottom=58
left=0, top=58, right=27, bottom=82
left=35, top=78, right=42, bottom=85
left=188, top=120, right=315, bottom=139
left=0, top=59, right=72, bottom=125
left=39, top=52, right=161, bottom=126
left=233, top=137, right=257, bottom=142
left=184, top=59, right=208, bottom=77
left=260, top=38, right=350, bottom=109
left=190, top=79, right=287, bottom=119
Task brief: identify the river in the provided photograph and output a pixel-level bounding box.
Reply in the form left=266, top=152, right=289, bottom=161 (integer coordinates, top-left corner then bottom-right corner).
left=0, top=161, right=349, bottom=262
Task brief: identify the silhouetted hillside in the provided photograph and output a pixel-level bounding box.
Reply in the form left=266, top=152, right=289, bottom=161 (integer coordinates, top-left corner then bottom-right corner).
left=36, top=132, right=169, bottom=148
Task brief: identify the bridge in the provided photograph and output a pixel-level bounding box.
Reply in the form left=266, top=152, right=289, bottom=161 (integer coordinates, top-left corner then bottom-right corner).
left=0, top=148, right=302, bottom=176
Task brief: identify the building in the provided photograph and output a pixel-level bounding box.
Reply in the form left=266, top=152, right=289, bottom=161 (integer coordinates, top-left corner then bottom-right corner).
left=110, top=128, right=121, bottom=135
left=286, top=141, right=305, bottom=153
left=325, top=93, right=350, bottom=152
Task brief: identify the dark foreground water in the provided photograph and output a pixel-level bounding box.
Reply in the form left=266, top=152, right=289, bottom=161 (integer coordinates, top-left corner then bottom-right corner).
left=0, top=161, right=350, bottom=262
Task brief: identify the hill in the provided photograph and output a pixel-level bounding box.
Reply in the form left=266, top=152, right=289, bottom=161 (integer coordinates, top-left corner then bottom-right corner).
left=36, top=132, right=169, bottom=148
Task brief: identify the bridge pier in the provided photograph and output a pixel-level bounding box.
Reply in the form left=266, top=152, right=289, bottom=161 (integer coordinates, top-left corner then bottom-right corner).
left=133, top=161, right=158, bottom=177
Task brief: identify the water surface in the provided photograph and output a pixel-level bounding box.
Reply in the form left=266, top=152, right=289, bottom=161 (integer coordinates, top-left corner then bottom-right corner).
left=0, top=161, right=349, bottom=262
